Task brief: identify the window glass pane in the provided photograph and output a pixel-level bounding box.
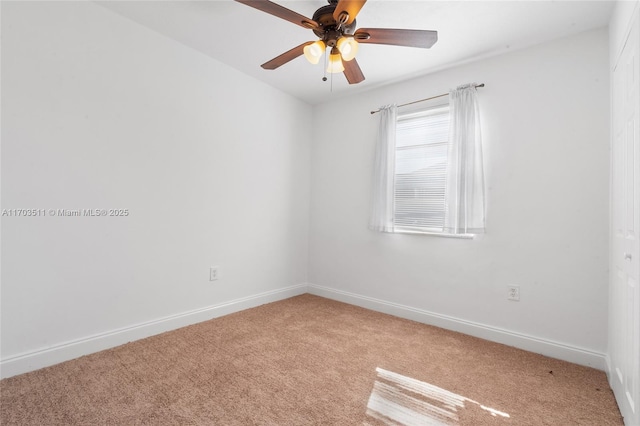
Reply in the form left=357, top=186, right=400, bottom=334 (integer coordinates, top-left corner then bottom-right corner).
left=394, top=107, right=449, bottom=232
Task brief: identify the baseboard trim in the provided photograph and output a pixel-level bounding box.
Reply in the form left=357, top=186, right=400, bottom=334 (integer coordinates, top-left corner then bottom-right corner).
left=308, top=283, right=607, bottom=370
left=0, top=283, right=307, bottom=379
left=2, top=283, right=607, bottom=379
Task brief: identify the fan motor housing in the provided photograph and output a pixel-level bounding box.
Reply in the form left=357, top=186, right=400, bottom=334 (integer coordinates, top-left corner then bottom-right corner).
left=311, top=4, right=356, bottom=45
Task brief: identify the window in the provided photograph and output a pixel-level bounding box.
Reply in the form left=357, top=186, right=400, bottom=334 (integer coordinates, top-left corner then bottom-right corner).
left=394, top=105, right=450, bottom=233
left=369, top=84, right=484, bottom=237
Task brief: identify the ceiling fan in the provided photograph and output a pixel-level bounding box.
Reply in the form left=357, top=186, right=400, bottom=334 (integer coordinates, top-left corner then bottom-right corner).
left=235, top=0, right=438, bottom=84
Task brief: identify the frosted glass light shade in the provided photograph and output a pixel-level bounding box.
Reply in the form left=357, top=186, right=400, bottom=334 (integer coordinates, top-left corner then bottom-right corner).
left=337, top=37, right=359, bottom=61
left=326, top=48, right=345, bottom=73
left=303, top=40, right=325, bottom=65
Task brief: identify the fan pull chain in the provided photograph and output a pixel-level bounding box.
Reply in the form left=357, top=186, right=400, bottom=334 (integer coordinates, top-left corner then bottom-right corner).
left=322, top=47, right=328, bottom=82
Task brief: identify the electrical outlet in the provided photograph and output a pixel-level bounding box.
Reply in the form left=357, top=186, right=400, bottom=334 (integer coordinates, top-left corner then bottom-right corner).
left=507, top=285, right=520, bottom=301
left=209, top=266, right=219, bottom=281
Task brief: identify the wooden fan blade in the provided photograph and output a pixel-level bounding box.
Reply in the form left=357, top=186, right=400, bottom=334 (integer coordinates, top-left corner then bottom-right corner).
left=333, top=0, right=366, bottom=25
left=261, top=42, right=313, bottom=70
left=343, top=58, right=365, bottom=84
left=235, top=0, right=318, bottom=29
left=354, top=28, right=438, bottom=48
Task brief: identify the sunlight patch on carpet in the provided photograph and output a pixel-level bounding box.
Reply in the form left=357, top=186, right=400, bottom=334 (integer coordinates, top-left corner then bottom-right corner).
left=365, top=367, right=510, bottom=425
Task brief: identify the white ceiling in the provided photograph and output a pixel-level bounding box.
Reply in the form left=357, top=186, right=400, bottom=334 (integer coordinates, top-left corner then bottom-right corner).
left=97, top=0, right=614, bottom=105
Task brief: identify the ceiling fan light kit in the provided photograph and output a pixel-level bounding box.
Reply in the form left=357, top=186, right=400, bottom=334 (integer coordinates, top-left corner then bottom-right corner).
left=327, top=47, right=345, bottom=73
left=336, top=37, right=358, bottom=61
left=303, top=40, right=325, bottom=64
left=235, top=0, right=438, bottom=85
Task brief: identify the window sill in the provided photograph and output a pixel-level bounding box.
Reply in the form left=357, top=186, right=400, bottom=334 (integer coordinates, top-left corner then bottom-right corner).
left=393, top=229, right=475, bottom=239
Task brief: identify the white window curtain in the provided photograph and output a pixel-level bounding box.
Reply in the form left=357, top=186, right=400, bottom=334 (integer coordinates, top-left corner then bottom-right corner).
left=369, top=104, right=397, bottom=232
left=444, top=83, right=485, bottom=234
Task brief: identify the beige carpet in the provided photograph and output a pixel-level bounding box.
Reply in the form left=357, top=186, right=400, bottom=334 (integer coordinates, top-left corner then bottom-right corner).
left=0, top=294, right=623, bottom=425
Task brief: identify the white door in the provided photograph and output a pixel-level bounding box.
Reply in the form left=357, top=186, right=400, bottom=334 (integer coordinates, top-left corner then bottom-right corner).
left=610, top=9, right=640, bottom=426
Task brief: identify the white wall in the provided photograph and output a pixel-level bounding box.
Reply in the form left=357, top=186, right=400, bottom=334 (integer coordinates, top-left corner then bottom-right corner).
left=1, top=1, right=311, bottom=376
left=308, top=28, right=610, bottom=367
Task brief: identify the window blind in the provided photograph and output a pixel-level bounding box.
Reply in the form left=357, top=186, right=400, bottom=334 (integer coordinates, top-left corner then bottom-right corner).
left=394, top=106, right=450, bottom=232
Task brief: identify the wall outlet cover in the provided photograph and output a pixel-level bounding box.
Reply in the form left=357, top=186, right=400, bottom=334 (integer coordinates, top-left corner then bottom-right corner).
left=507, top=285, right=520, bottom=301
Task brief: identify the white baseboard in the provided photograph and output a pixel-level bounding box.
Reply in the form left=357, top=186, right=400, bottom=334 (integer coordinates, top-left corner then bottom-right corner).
left=1, top=283, right=608, bottom=379
left=0, top=283, right=308, bottom=379
left=308, top=283, right=607, bottom=370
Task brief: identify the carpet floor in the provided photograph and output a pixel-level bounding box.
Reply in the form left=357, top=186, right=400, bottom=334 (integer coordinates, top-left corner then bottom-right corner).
left=0, top=294, right=623, bottom=425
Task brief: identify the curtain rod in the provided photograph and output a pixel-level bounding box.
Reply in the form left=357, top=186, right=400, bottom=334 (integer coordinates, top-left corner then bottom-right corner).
left=370, top=83, right=485, bottom=115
